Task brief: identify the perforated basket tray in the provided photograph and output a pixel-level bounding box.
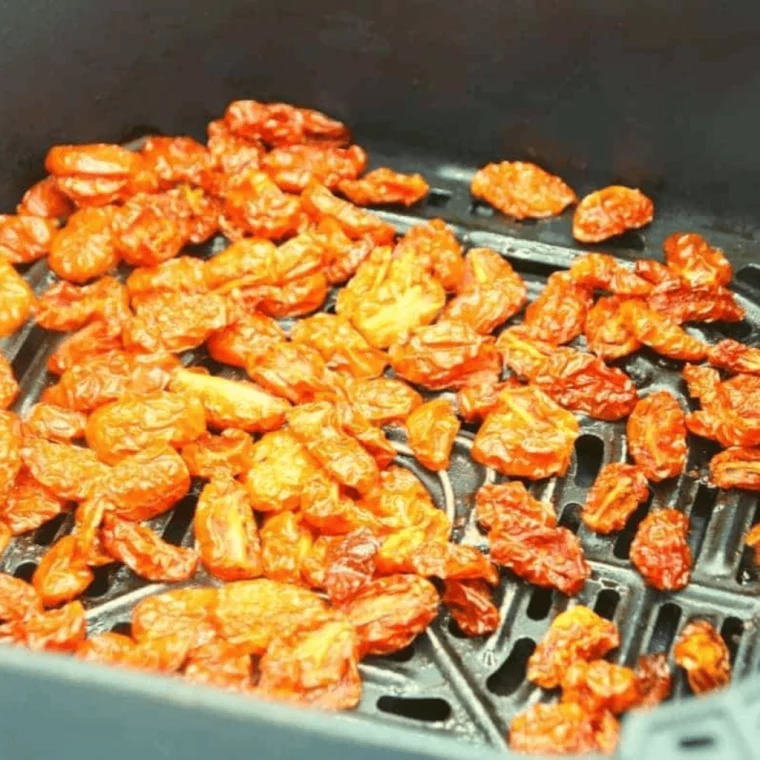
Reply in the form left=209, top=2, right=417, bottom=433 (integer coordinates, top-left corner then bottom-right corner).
left=2, top=142, right=760, bottom=760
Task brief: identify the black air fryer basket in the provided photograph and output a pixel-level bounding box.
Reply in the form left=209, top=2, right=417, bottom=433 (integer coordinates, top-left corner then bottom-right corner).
left=1, top=2, right=760, bottom=758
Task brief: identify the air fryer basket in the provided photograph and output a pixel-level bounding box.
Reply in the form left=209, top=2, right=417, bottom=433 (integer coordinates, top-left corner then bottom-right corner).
left=1, top=2, right=760, bottom=759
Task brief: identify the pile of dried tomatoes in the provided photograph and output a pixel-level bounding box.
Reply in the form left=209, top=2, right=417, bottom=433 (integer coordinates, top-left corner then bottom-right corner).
left=0, top=99, right=753, bottom=754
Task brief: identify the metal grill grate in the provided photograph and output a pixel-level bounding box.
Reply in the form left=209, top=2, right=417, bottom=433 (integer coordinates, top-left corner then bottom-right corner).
left=3, top=145, right=760, bottom=752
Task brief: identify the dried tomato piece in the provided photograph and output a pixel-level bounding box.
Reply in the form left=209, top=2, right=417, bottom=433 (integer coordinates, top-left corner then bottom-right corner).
left=561, top=659, right=640, bottom=715
left=319, top=528, right=379, bottom=604
left=22, top=437, right=108, bottom=501
left=709, top=447, right=760, bottom=490
left=0, top=573, right=41, bottom=621
left=1, top=469, right=66, bottom=536
left=207, top=119, right=263, bottom=176
left=23, top=403, right=86, bottom=443
left=206, top=311, right=285, bottom=368
left=290, top=313, right=387, bottom=380
left=509, top=703, right=619, bottom=756
left=627, top=391, right=687, bottom=481
left=21, top=601, right=86, bottom=653
left=33, top=535, right=94, bottom=606
left=582, top=463, right=649, bottom=534
left=287, top=402, right=380, bottom=495
left=101, top=513, right=198, bottom=582
left=647, top=280, right=744, bottom=324
left=630, top=509, right=691, bottom=591
left=0, top=411, right=22, bottom=498
left=0, top=214, right=58, bottom=264
left=523, top=272, right=593, bottom=345
left=77, top=632, right=169, bottom=674
left=683, top=364, right=720, bottom=400
left=472, top=386, right=579, bottom=479
left=475, top=481, right=556, bottom=532
left=338, top=168, right=429, bottom=207
left=258, top=615, right=361, bottom=710
left=224, top=100, right=350, bottom=147
left=708, top=339, right=760, bottom=375
left=249, top=271, right=329, bottom=319
left=634, top=653, right=672, bottom=708
left=405, top=398, right=460, bottom=471
left=105, top=444, right=190, bottom=521
left=569, top=252, right=652, bottom=296
left=573, top=185, right=654, bottom=243
left=301, top=470, right=380, bottom=536
left=0, top=353, right=18, bottom=410
left=194, top=477, right=261, bottom=581
left=308, top=217, right=374, bottom=286
left=0, top=259, right=35, bottom=337
left=441, top=247, right=527, bottom=333
left=126, top=257, right=208, bottom=303
left=442, top=579, right=500, bottom=637
left=47, top=322, right=123, bottom=376
left=527, top=606, right=620, bottom=689
left=345, top=377, right=422, bottom=426
left=262, top=144, right=366, bottom=192
left=455, top=379, right=520, bottom=423
left=181, top=429, right=253, bottom=480
left=112, top=198, right=185, bottom=268
left=530, top=346, right=638, bottom=420
left=620, top=300, right=708, bottom=361
left=333, top=400, right=396, bottom=469
left=85, top=391, right=205, bottom=464
left=393, top=219, right=464, bottom=292
left=184, top=639, right=253, bottom=691
left=260, top=511, right=315, bottom=584
left=17, top=176, right=75, bottom=219
left=674, top=620, right=731, bottom=694
left=339, top=574, right=439, bottom=656
left=664, top=232, right=732, bottom=289
left=471, top=161, right=577, bottom=219
left=34, top=276, right=128, bottom=332
left=634, top=258, right=676, bottom=286
left=140, top=136, right=215, bottom=189
left=584, top=295, right=641, bottom=361
left=495, top=325, right=556, bottom=379
left=211, top=579, right=328, bottom=654
left=48, top=206, right=119, bottom=283
left=301, top=181, right=395, bottom=245
left=389, top=322, right=500, bottom=391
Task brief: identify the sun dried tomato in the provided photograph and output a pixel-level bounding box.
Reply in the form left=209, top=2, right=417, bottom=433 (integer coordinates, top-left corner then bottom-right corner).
left=0, top=214, right=58, bottom=264
left=181, top=429, right=253, bottom=480
left=126, top=257, right=208, bottom=303
left=258, top=615, right=362, bottom=709
left=573, top=186, right=654, bottom=243
left=683, top=363, right=720, bottom=401
left=184, top=639, right=253, bottom=691
left=394, top=219, right=465, bottom=292
left=674, top=620, right=730, bottom=694
left=471, top=161, right=577, bottom=219
left=527, top=606, right=620, bottom=689
left=34, top=277, right=128, bottom=333
left=262, top=143, right=366, bottom=192
left=523, top=271, right=593, bottom=345
left=389, top=322, right=500, bottom=391
left=495, top=326, right=555, bottom=381
left=112, top=199, right=185, bottom=268
left=211, top=579, right=328, bottom=655
left=455, top=379, right=519, bottom=423
left=331, top=400, right=396, bottom=470
left=708, top=339, right=760, bottom=375
left=338, top=167, right=429, bottom=207
left=140, top=136, right=215, bottom=189
left=22, top=436, right=108, bottom=501
left=48, top=206, right=119, bottom=283
left=664, top=232, right=732, bottom=289
left=509, top=703, right=619, bottom=755
left=23, top=403, right=87, bottom=443
left=530, top=346, right=638, bottom=420
left=33, top=535, right=94, bottom=607
left=630, top=509, right=691, bottom=590
left=46, top=322, right=123, bottom=376
left=582, top=463, right=649, bottom=534
left=709, top=447, right=760, bottom=490
left=620, top=300, right=708, bottom=361
left=646, top=280, right=744, bottom=324
left=318, top=528, right=379, bottom=604
left=627, top=391, right=687, bottom=481
left=207, top=119, right=264, bottom=176
left=441, top=247, right=527, bottom=334
left=21, top=600, right=86, bottom=653
left=1, top=469, right=65, bottom=536
left=248, top=271, right=330, bottom=319
left=338, top=574, right=439, bottom=656
left=77, top=632, right=169, bottom=674
left=224, top=100, right=350, bottom=147
left=17, top=176, right=75, bottom=219
left=404, top=398, right=460, bottom=471
left=634, top=653, right=672, bottom=708
left=300, top=470, right=378, bottom=536
left=634, top=258, right=677, bottom=286
left=0, top=353, right=18, bottom=411
left=206, top=311, right=285, bottom=368
left=344, top=377, right=422, bottom=426
left=0, top=572, right=41, bottom=621
left=0, top=411, right=22, bottom=498
left=561, top=659, right=640, bottom=715
left=104, top=444, right=190, bottom=521
left=472, top=386, right=579, bottom=479
left=0, top=259, right=35, bottom=337
left=204, top=239, right=277, bottom=291
left=85, top=391, right=206, bottom=464
left=584, top=295, right=641, bottom=361
left=474, top=481, right=556, bottom=532
left=569, top=252, right=652, bottom=296
left=101, top=513, right=198, bottom=582
left=442, top=579, right=500, bottom=637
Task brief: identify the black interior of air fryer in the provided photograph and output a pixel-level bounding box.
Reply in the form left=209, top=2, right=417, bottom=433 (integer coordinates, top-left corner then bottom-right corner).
left=2, top=2, right=760, bottom=759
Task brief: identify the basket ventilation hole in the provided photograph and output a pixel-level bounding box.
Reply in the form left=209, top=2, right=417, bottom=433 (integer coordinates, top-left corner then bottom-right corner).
left=735, top=265, right=760, bottom=291
left=110, top=621, right=132, bottom=636
left=13, top=562, right=37, bottom=582
left=648, top=602, right=682, bottom=654
left=679, top=735, right=715, bottom=751
left=162, top=494, right=197, bottom=546
left=426, top=188, right=451, bottom=208
left=689, top=484, right=718, bottom=559
left=376, top=696, right=451, bottom=723
left=574, top=435, right=604, bottom=488
left=594, top=589, right=620, bottom=621
left=719, top=319, right=753, bottom=341
left=486, top=638, right=536, bottom=697
left=558, top=503, right=581, bottom=534
left=527, top=587, right=554, bottom=620
left=84, top=566, right=112, bottom=598
left=32, top=513, right=69, bottom=546
left=720, top=617, right=744, bottom=665
left=614, top=494, right=652, bottom=560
